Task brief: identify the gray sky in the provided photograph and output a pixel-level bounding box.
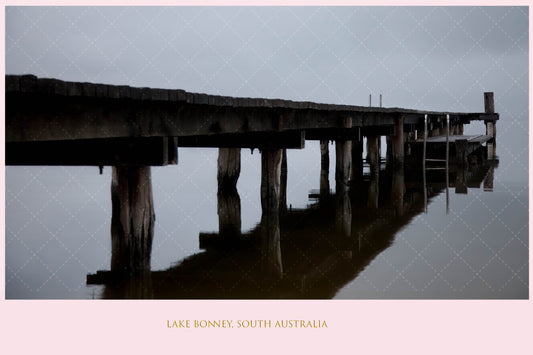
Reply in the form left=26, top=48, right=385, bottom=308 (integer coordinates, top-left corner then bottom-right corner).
left=5, top=6, right=529, bottom=174
left=6, top=7, right=528, bottom=108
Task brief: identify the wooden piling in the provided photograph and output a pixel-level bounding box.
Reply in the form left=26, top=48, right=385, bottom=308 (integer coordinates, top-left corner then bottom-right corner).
left=351, top=131, right=363, bottom=182
left=280, top=148, right=288, bottom=213
left=111, top=166, right=154, bottom=272
left=320, top=140, right=330, bottom=194
left=484, top=92, right=496, bottom=153
left=261, top=149, right=282, bottom=216
left=335, top=140, right=352, bottom=191
left=366, top=135, right=380, bottom=177
left=391, top=115, right=404, bottom=168
left=260, top=148, right=283, bottom=277
left=455, top=139, right=468, bottom=168
left=484, top=92, right=495, bottom=113
left=335, top=117, right=352, bottom=191
left=217, top=148, right=241, bottom=189
left=366, top=135, right=380, bottom=209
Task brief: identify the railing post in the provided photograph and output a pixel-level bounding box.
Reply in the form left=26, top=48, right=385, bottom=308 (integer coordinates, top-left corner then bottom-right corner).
left=484, top=92, right=496, bottom=159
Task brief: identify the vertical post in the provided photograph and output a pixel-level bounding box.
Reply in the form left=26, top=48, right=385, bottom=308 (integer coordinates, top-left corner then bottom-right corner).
left=484, top=92, right=496, bottom=158
left=484, top=92, right=495, bottom=113
left=351, top=128, right=363, bottom=182
left=455, top=139, right=468, bottom=168
left=217, top=188, right=241, bottom=236
left=392, top=114, right=404, bottom=169
left=369, top=94, right=372, bottom=107
left=457, top=123, right=464, bottom=135
left=320, top=140, right=330, bottom=194
left=385, top=136, right=392, bottom=166
left=261, top=149, right=282, bottom=216
left=217, top=148, right=242, bottom=235
left=423, top=115, right=427, bottom=213
left=335, top=117, right=352, bottom=192
left=217, top=148, right=241, bottom=189
left=366, top=135, right=380, bottom=178
left=380, top=94, right=382, bottom=108
left=446, top=114, right=450, bottom=214
left=111, top=166, right=155, bottom=272
left=366, top=135, right=380, bottom=209
left=279, top=148, right=288, bottom=213
left=260, top=149, right=283, bottom=277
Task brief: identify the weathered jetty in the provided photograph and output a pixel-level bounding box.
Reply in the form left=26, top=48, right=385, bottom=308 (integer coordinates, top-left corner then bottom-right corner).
left=5, top=74, right=498, bottom=277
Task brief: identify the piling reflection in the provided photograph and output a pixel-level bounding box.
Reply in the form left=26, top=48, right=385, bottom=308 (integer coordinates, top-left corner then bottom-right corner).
left=88, top=155, right=498, bottom=299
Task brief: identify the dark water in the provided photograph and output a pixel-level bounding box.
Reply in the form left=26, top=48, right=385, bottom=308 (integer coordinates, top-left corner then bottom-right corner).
left=5, top=138, right=528, bottom=299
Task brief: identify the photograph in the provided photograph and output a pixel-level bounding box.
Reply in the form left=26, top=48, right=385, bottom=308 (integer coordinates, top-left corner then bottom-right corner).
left=2, top=3, right=531, bottom=354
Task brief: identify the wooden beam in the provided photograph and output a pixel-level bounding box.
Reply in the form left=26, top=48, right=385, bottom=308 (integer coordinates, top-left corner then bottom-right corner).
left=5, top=137, right=177, bottom=166
left=178, top=131, right=305, bottom=149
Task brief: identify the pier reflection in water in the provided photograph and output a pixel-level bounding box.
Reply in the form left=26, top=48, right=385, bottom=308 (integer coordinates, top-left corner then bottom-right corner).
left=87, top=149, right=499, bottom=299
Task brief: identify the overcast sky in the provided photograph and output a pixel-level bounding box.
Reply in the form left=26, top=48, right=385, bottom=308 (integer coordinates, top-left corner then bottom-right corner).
left=5, top=6, right=529, bottom=171
left=6, top=7, right=528, bottom=109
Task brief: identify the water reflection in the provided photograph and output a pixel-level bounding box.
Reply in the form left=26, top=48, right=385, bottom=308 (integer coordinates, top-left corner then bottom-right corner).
left=88, top=155, right=498, bottom=299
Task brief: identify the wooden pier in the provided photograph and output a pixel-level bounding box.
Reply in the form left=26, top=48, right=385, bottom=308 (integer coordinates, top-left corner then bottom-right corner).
left=5, top=74, right=499, bottom=273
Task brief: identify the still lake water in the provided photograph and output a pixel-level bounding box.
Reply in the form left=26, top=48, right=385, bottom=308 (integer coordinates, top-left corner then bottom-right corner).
left=5, top=135, right=528, bottom=299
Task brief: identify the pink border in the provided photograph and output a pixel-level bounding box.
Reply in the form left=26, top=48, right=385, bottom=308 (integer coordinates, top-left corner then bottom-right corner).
left=1, top=2, right=531, bottom=354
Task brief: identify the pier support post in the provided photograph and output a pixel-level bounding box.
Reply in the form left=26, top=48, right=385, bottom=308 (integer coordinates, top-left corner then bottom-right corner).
left=455, top=139, right=468, bottom=168
left=366, top=135, right=380, bottom=177
left=320, top=140, right=330, bottom=194
left=484, top=92, right=496, bottom=158
left=385, top=136, right=392, bottom=165
left=217, top=148, right=241, bottom=189
left=391, top=115, right=404, bottom=169
left=261, top=149, right=282, bottom=218
left=366, top=135, right=380, bottom=209
left=260, top=148, right=283, bottom=277
left=280, top=148, right=288, bottom=213
left=335, top=117, right=352, bottom=192
left=217, top=148, right=242, bottom=234
left=351, top=129, right=363, bottom=182
left=111, top=166, right=155, bottom=272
